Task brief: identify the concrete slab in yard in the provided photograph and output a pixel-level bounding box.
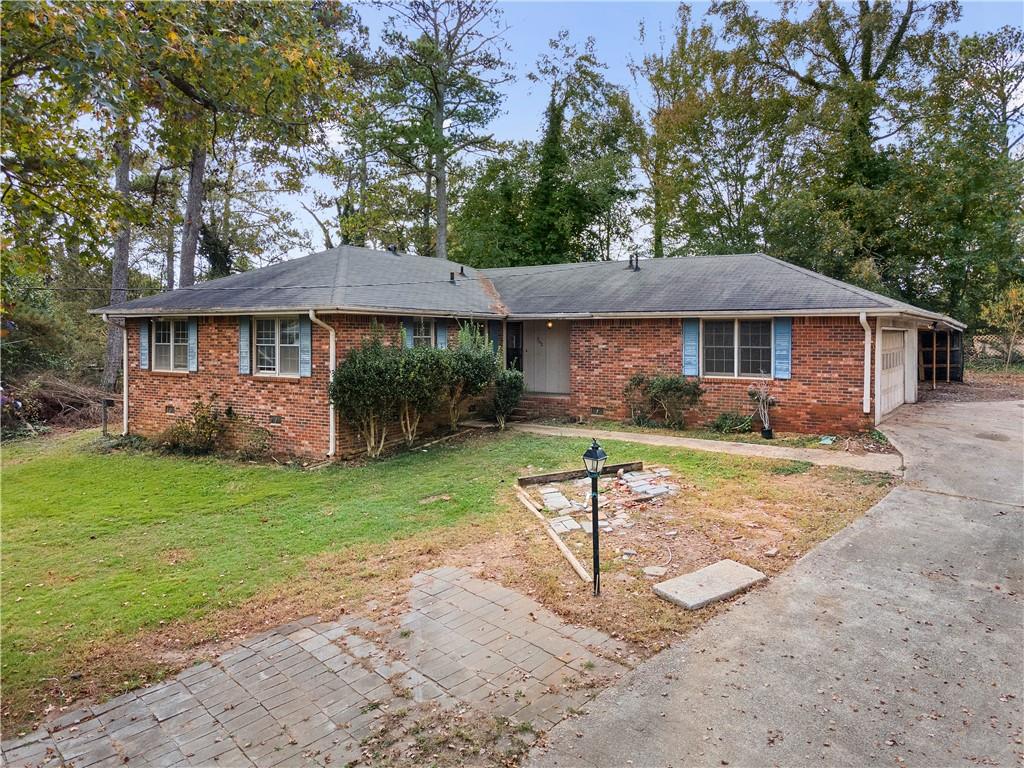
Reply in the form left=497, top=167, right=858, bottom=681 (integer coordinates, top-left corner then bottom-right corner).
left=653, top=559, right=766, bottom=610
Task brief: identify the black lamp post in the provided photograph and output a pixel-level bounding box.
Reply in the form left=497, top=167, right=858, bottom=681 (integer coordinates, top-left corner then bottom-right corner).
left=582, top=438, right=608, bottom=596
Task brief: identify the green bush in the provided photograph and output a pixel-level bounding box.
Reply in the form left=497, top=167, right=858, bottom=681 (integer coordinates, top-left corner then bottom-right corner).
left=160, top=398, right=226, bottom=455
left=396, top=344, right=447, bottom=446
left=623, top=373, right=703, bottom=429
left=329, top=330, right=402, bottom=457
left=710, top=410, right=753, bottom=434
left=493, top=368, right=525, bottom=430
left=442, top=324, right=499, bottom=431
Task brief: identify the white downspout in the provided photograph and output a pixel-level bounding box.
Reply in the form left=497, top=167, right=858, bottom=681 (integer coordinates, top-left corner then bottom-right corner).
left=859, top=312, right=871, bottom=416
left=308, top=310, right=336, bottom=457
left=102, top=313, right=129, bottom=435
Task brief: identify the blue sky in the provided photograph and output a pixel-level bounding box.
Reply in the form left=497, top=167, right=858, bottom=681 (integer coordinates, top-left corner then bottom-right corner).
left=290, top=1, right=1022, bottom=255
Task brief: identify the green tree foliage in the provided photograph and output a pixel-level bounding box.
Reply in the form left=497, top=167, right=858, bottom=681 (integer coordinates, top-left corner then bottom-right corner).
left=453, top=33, right=635, bottom=266
left=622, top=372, right=703, bottom=428
left=981, top=283, right=1024, bottom=369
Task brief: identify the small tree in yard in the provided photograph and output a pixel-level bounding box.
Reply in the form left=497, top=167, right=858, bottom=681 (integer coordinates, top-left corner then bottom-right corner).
left=981, top=283, right=1024, bottom=370
left=442, top=324, right=499, bottom=431
left=396, top=345, right=446, bottom=446
left=493, top=368, right=524, bottom=430
left=329, top=332, right=401, bottom=458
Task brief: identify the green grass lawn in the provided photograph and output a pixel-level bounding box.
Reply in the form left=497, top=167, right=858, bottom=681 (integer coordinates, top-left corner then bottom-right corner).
left=1, top=426, right=788, bottom=726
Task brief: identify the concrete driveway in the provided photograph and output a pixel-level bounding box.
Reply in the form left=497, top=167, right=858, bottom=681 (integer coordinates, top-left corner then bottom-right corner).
left=530, top=399, right=1024, bottom=768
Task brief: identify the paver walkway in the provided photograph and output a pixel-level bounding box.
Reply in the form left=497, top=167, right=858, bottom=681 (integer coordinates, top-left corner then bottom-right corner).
left=3, top=568, right=629, bottom=768
left=530, top=399, right=1024, bottom=767
left=508, top=423, right=904, bottom=474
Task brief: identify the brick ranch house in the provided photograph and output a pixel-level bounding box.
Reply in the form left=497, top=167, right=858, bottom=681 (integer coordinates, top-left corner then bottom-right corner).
left=92, top=247, right=964, bottom=458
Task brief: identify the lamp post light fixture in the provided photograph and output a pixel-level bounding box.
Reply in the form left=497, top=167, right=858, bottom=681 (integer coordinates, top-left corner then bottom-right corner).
left=582, top=438, right=608, bottom=596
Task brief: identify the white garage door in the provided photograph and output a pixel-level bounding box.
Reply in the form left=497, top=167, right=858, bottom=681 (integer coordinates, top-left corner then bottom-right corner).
left=879, top=330, right=906, bottom=418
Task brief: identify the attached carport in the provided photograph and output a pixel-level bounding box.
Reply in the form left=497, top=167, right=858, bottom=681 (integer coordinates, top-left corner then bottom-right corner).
left=872, top=314, right=966, bottom=424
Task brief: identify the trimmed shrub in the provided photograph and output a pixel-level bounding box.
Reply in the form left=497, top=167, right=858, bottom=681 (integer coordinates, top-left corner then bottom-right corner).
left=160, top=397, right=225, bottom=455
left=493, top=368, right=525, bottom=430
left=329, top=330, right=402, bottom=457
left=623, top=373, right=703, bottom=429
left=442, top=324, right=499, bottom=431
left=396, top=344, right=447, bottom=446
left=710, top=410, right=753, bottom=434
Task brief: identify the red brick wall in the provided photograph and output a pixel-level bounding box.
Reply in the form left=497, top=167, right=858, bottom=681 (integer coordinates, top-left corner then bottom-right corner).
left=551, top=316, right=874, bottom=433
left=126, top=314, right=465, bottom=458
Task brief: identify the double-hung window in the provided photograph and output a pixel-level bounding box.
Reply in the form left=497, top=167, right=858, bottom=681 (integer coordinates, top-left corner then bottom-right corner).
left=153, top=320, right=189, bottom=372
left=255, top=317, right=300, bottom=376
left=412, top=318, right=435, bottom=348
left=702, top=319, right=773, bottom=378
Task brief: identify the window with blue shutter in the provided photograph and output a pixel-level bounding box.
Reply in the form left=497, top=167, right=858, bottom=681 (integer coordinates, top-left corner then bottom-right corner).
left=138, top=318, right=149, bottom=370
left=187, top=317, right=198, bottom=372
left=299, top=315, right=312, bottom=377
left=435, top=321, right=448, bottom=349
left=682, top=319, right=700, bottom=376
left=773, top=317, right=792, bottom=379
left=238, top=317, right=251, bottom=374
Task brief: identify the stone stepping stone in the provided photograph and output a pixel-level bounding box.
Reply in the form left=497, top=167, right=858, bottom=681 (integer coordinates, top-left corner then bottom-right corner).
left=542, top=491, right=571, bottom=511
left=549, top=515, right=581, bottom=533
left=652, top=559, right=767, bottom=610
left=580, top=519, right=612, bottom=534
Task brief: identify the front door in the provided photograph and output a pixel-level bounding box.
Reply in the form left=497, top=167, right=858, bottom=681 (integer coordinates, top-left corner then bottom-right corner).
left=506, top=322, right=523, bottom=372
left=523, top=320, right=570, bottom=394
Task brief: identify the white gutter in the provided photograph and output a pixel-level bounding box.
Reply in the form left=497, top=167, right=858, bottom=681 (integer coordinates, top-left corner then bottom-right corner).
left=308, top=310, right=336, bottom=457
left=859, top=312, right=871, bottom=415
left=102, top=313, right=129, bottom=434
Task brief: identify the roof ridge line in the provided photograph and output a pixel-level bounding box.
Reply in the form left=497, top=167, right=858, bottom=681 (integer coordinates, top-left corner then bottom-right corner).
left=754, top=253, right=895, bottom=308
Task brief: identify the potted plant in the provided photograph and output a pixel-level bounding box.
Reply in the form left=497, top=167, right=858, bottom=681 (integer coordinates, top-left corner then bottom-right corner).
left=748, top=381, right=777, bottom=439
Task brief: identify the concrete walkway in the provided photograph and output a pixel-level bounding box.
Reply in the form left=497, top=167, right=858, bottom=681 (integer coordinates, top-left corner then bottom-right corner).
left=530, top=399, right=1024, bottom=768
left=509, top=423, right=904, bottom=474
left=3, top=569, right=629, bottom=768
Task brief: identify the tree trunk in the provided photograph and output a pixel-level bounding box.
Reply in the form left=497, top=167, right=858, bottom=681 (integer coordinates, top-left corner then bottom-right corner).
left=434, top=101, right=448, bottom=260
left=102, top=130, right=132, bottom=391
left=421, top=156, right=433, bottom=257
left=178, top=144, right=207, bottom=288
left=164, top=219, right=176, bottom=291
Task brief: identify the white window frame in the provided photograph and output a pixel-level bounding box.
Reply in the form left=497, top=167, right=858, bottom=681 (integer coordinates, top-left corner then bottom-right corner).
left=254, top=316, right=301, bottom=377
left=412, top=318, right=435, bottom=348
left=152, top=319, right=189, bottom=372
left=701, top=318, right=775, bottom=380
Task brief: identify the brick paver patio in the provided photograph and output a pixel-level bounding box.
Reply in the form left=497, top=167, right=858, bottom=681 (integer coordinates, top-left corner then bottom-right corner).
left=2, top=568, right=629, bottom=768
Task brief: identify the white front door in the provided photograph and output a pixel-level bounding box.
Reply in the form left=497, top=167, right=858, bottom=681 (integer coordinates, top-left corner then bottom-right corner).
left=523, top=320, right=570, bottom=394
left=879, top=330, right=906, bottom=418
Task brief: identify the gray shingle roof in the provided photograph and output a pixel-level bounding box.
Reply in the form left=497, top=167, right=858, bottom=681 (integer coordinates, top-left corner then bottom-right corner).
left=92, top=248, right=962, bottom=327
left=94, top=245, right=505, bottom=318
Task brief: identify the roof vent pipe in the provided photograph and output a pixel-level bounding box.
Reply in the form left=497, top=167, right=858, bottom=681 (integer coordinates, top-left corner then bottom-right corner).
left=626, top=254, right=634, bottom=270
left=633, top=255, right=641, bottom=272
left=450, top=271, right=456, bottom=284
left=387, top=244, right=398, bottom=254
left=459, top=265, right=465, bottom=276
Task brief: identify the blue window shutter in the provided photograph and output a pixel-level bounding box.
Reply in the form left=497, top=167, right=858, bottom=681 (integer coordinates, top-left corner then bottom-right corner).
left=238, top=317, right=251, bottom=374
left=487, top=320, right=501, bottom=353
left=299, top=315, right=312, bottom=377
left=682, top=319, right=700, bottom=376
left=435, top=320, right=448, bottom=349
left=773, top=318, right=792, bottom=380
left=138, top=319, right=149, bottom=370
left=187, top=317, right=198, bottom=372
left=402, top=317, right=415, bottom=348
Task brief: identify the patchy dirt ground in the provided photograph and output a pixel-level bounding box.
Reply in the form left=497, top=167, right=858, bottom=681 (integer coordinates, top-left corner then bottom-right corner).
left=918, top=368, right=1023, bottom=403
left=465, top=463, right=894, bottom=657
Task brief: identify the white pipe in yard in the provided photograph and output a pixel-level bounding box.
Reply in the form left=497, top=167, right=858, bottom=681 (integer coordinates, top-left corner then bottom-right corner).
left=859, top=312, right=871, bottom=415
left=308, top=310, right=337, bottom=457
